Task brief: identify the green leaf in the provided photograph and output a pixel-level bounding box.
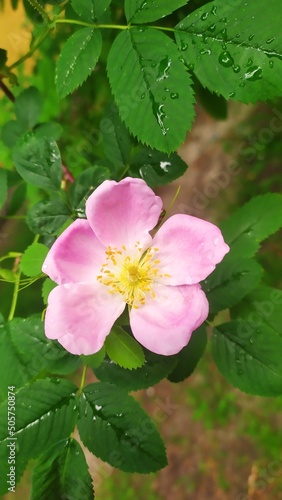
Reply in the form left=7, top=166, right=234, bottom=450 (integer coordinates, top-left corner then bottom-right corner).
left=0, top=49, right=7, bottom=69
left=168, top=325, right=207, bottom=383
left=27, top=198, right=71, bottom=236
left=21, top=242, right=49, bottom=277
left=56, top=28, right=102, bottom=99
left=42, top=278, right=57, bottom=305
left=125, top=0, right=188, bottom=23
left=129, top=146, right=188, bottom=187
left=102, top=103, right=133, bottom=167
left=1, top=120, right=24, bottom=148
left=175, top=0, right=282, bottom=103
left=35, top=122, right=63, bottom=141
left=220, top=193, right=282, bottom=258
left=7, top=182, right=27, bottom=216
left=105, top=326, right=145, bottom=370
left=202, top=256, right=264, bottom=316
left=94, top=350, right=177, bottom=391
left=107, top=28, right=195, bottom=153
left=82, top=346, right=106, bottom=369
left=0, top=378, right=78, bottom=494
left=0, top=268, right=16, bottom=282
left=0, top=169, right=7, bottom=210
left=13, top=134, right=62, bottom=191
left=231, top=286, right=282, bottom=330
left=78, top=382, right=167, bottom=472
left=194, top=77, right=227, bottom=120
left=14, top=86, right=43, bottom=130
left=212, top=320, right=282, bottom=396
left=70, top=165, right=110, bottom=210
left=31, top=439, right=94, bottom=500
left=71, top=0, right=112, bottom=21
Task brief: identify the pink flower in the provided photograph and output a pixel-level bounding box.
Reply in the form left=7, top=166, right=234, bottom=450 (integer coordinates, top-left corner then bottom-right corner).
left=42, top=177, right=229, bottom=356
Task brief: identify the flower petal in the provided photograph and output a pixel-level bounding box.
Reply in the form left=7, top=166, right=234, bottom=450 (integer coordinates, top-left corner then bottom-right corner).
left=130, top=284, right=209, bottom=355
left=45, top=283, right=125, bottom=355
left=85, top=177, right=163, bottom=249
left=152, top=214, right=230, bottom=285
left=42, top=219, right=106, bottom=285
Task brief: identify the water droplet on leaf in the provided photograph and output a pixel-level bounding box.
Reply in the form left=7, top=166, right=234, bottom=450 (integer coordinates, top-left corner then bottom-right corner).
left=218, top=51, right=234, bottom=67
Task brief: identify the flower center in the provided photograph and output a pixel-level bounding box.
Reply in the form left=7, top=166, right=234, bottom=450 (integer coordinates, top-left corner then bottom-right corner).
left=97, top=243, right=167, bottom=308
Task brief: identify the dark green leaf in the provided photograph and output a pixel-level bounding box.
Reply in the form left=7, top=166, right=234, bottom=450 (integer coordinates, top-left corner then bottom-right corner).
left=21, top=242, right=49, bottom=277
left=102, top=103, right=132, bottom=166
left=70, top=165, right=110, bottom=210
left=105, top=326, right=145, bottom=370
left=27, top=199, right=71, bottom=236
left=0, top=169, right=7, bottom=210
left=231, top=286, right=282, bottom=331
left=107, top=28, right=194, bottom=153
left=220, top=193, right=282, bottom=258
left=14, top=86, right=43, bottom=130
left=0, top=378, right=78, bottom=495
left=94, top=350, right=177, bottom=391
left=175, top=0, right=282, bottom=103
left=194, top=77, right=228, bottom=120
left=56, top=28, right=102, bottom=99
left=202, top=256, right=264, bottom=315
left=71, top=0, right=112, bottom=21
left=129, top=146, right=188, bottom=187
left=7, top=182, right=27, bottom=215
left=168, top=325, right=207, bottom=383
left=0, top=49, right=7, bottom=69
left=31, top=439, right=94, bottom=500
left=35, top=122, right=63, bottom=141
left=1, top=120, right=25, bottom=148
left=78, top=382, right=167, bottom=473
left=13, top=134, right=62, bottom=191
left=212, top=320, right=282, bottom=396
left=125, top=0, right=188, bottom=23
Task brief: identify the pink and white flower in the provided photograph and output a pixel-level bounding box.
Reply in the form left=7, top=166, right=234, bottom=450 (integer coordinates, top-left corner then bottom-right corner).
left=42, top=177, right=229, bottom=356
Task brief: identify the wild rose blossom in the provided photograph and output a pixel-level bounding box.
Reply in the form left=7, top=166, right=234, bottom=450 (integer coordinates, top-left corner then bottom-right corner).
left=42, top=177, right=229, bottom=356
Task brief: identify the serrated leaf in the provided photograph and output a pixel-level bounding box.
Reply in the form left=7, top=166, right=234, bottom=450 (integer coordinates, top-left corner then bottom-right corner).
left=102, top=103, right=133, bottom=166
left=94, top=350, right=177, bottom=391
left=0, top=169, right=7, bottom=209
left=31, top=439, right=94, bottom=500
left=1, top=120, right=25, bottom=148
left=194, top=77, right=227, bottom=120
left=175, top=0, right=282, bottom=103
left=70, top=165, right=110, bottom=210
left=78, top=382, right=167, bottom=473
left=14, top=86, right=43, bottom=130
left=231, top=286, right=282, bottom=330
left=202, top=256, right=264, bottom=316
left=168, top=325, right=207, bottom=383
left=125, top=0, right=188, bottom=23
left=27, top=199, right=71, bottom=236
left=21, top=242, right=49, bottom=277
left=107, top=28, right=194, bottom=153
left=105, top=326, right=145, bottom=369
left=0, top=378, right=78, bottom=495
left=71, top=0, right=112, bottom=21
left=220, top=193, right=282, bottom=258
left=129, top=146, right=188, bottom=187
left=13, top=134, right=62, bottom=191
left=56, top=28, right=102, bottom=99
left=212, top=320, right=282, bottom=396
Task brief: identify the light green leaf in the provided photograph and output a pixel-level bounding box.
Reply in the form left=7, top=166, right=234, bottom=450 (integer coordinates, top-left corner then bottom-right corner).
left=27, top=199, right=71, bottom=236
left=212, top=320, right=282, bottom=396
left=125, top=0, right=188, bottom=23
left=0, top=268, right=16, bottom=282
left=107, top=28, right=194, bottom=153
left=13, top=134, right=62, bottom=191
left=1, top=120, right=24, bottom=148
left=168, top=325, right=207, bottom=383
left=175, top=0, right=282, bottom=103
left=14, top=86, right=43, bottom=130
left=82, top=346, right=106, bottom=369
left=0, top=169, right=7, bottom=209
left=78, top=382, right=167, bottom=473
left=129, top=146, right=188, bottom=187
left=94, top=350, right=177, bottom=391
left=71, top=0, right=112, bottom=21
left=202, top=256, right=264, bottom=315
left=0, top=378, right=78, bottom=495
left=220, top=193, right=282, bottom=258
left=21, top=242, right=49, bottom=277
left=31, top=439, right=94, bottom=500
left=105, top=326, right=145, bottom=370
left=56, top=28, right=102, bottom=99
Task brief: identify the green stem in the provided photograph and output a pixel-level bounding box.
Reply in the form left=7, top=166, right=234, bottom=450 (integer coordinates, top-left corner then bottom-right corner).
left=54, top=18, right=129, bottom=30
left=8, top=271, right=21, bottom=321
left=79, top=365, right=88, bottom=395
left=26, top=0, right=50, bottom=23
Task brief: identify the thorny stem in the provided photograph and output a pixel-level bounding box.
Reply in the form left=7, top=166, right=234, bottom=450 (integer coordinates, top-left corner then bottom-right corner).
left=0, top=80, right=15, bottom=102
left=26, top=0, right=50, bottom=23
